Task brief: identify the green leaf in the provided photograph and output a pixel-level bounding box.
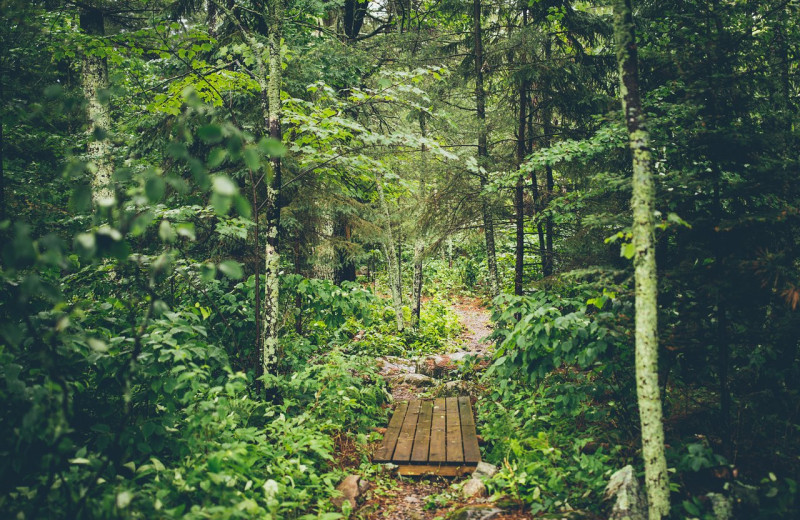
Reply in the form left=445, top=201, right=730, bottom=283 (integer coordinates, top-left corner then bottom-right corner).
left=116, top=491, right=133, bottom=509
left=243, top=146, right=260, bottom=171
left=176, top=222, right=196, bottom=240
left=621, top=242, right=635, bottom=259
left=210, top=192, right=232, bottom=215
left=257, top=137, right=287, bottom=157
left=159, top=220, right=176, bottom=242
left=200, top=263, right=216, bottom=281
left=70, top=184, right=93, bottom=212
left=145, top=176, right=166, bottom=202
left=207, top=147, right=227, bottom=169
left=198, top=124, right=223, bottom=143
left=219, top=260, right=243, bottom=280
left=233, top=195, right=252, bottom=218
left=212, top=175, right=237, bottom=196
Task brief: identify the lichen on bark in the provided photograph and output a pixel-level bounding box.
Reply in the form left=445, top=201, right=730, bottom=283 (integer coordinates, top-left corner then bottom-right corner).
left=613, top=0, right=671, bottom=518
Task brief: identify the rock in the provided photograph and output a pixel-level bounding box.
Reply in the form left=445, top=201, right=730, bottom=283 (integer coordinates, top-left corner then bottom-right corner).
left=473, top=462, right=499, bottom=479
left=388, top=373, right=435, bottom=387
left=404, top=496, right=420, bottom=503
left=378, top=356, right=416, bottom=376
left=417, top=352, right=481, bottom=377
left=462, top=477, right=488, bottom=499
left=604, top=466, right=646, bottom=520
left=332, top=474, right=368, bottom=511
left=448, top=506, right=503, bottom=520
left=434, top=380, right=470, bottom=397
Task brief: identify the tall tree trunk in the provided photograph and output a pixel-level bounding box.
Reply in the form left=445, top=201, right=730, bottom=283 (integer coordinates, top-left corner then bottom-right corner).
left=376, top=170, right=404, bottom=332
left=262, top=0, right=284, bottom=375
left=541, top=39, right=555, bottom=277
left=514, top=59, right=528, bottom=296
left=0, top=105, right=4, bottom=221
left=80, top=7, right=113, bottom=203
left=528, top=92, right=547, bottom=276
left=412, top=112, right=427, bottom=327
left=334, top=219, right=356, bottom=284
left=613, top=1, right=670, bottom=518
left=473, top=0, right=499, bottom=298
left=312, top=205, right=335, bottom=280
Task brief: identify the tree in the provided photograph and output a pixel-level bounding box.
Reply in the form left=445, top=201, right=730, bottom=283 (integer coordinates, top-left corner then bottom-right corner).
left=612, top=0, right=670, bottom=517
left=472, top=0, right=499, bottom=298
left=80, top=5, right=113, bottom=203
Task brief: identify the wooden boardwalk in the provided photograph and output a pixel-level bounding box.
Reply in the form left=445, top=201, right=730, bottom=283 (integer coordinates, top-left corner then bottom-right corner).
left=374, top=396, right=480, bottom=476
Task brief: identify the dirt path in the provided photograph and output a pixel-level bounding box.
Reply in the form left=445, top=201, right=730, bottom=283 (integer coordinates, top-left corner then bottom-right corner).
left=450, top=297, right=494, bottom=356
left=357, top=299, right=533, bottom=520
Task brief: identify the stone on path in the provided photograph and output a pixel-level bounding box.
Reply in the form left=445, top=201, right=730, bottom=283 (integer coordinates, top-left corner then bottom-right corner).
left=387, top=373, right=436, bottom=386
left=332, top=474, right=369, bottom=511
left=604, top=465, right=646, bottom=520
left=462, top=477, right=488, bottom=499
left=448, top=506, right=503, bottom=520
left=434, top=380, right=471, bottom=397
left=472, top=462, right=498, bottom=479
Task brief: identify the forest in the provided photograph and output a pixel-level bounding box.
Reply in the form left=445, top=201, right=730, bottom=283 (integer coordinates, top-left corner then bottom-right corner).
left=1, top=0, right=798, bottom=519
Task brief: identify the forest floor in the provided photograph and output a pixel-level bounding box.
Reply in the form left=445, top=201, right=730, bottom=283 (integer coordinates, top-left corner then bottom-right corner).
left=354, top=298, right=534, bottom=520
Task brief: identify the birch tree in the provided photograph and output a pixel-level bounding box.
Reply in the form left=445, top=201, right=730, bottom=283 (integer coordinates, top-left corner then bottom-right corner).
left=80, top=6, right=113, bottom=203
left=612, top=0, right=670, bottom=517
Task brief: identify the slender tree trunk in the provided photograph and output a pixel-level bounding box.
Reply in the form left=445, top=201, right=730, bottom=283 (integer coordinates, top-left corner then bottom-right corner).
left=412, top=113, right=427, bottom=327
left=514, top=74, right=527, bottom=296
left=411, top=240, right=423, bottom=326
left=312, top=204, right=335, bottom=280
left=396, top=233, right=403, bottom=304
left=473, top=0, right=499, bottom=297
left=262, top=0, right=284, bottom=375
left=80, top=7, right=113, bottom=203
left=376, top=170, right=404, bottom=332
left=334, top=219, right=356, bottom=284
left=613, top=1, right=670, bottom=518
left=527, top=92, right=547, bottom=276
left=448, top=237, right=453, bottom=268
left=0, top=106, right=4, bottom=221
left=541, top=39, right=555, bottom=277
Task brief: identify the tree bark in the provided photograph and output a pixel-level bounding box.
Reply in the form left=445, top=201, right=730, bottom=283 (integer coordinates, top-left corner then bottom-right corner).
left=541, top=39, right=555, bottom=277
left=262, top=0, right=284, bottom=375
left=80, top=7, right=113, bottom=204
left=514, top=73, right=527, bottom=296
left=473, top=0, right=499, bottom=298
left=412, top=112, right=428, bottom=327
left=312, top=204, right=335, bottom=280
left=613, top=1, right=671, bottom=518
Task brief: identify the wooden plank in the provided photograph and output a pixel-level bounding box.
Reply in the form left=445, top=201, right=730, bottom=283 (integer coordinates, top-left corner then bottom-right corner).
left=411, top=400, right=433, bottom=463
left=445, top=397, right=463, bottom=463
left=397, top=464, right=477, bottom=477
left=458, top=397, right=481, bottom=463
left=428, top=398, right=447, bottom=463
left=392, top=400, right=421, bottom=462
left=373, top=401, right=408, bottom=462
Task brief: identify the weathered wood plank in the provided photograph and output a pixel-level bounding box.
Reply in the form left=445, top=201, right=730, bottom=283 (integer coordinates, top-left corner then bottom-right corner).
left=428, top=398, right=447, bottom=463
left=411, top=400, right=433, bottom=463
left=397, top=464, right=477, bottom=477
left=392, top=400, right=421, bottom=462
left=445, top=397, right=463, bottom=463
left=458, top=397, right=481, bottom=463
left=373, top=401, right=408, bottom=462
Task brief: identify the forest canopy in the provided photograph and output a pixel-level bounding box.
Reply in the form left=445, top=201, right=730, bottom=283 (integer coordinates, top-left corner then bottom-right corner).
left=1, top=0, right=798, bottom=519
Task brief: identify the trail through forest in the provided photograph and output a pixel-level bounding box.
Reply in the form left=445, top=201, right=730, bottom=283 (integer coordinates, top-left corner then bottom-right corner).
left=362, top=299, right=533, bottom=520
